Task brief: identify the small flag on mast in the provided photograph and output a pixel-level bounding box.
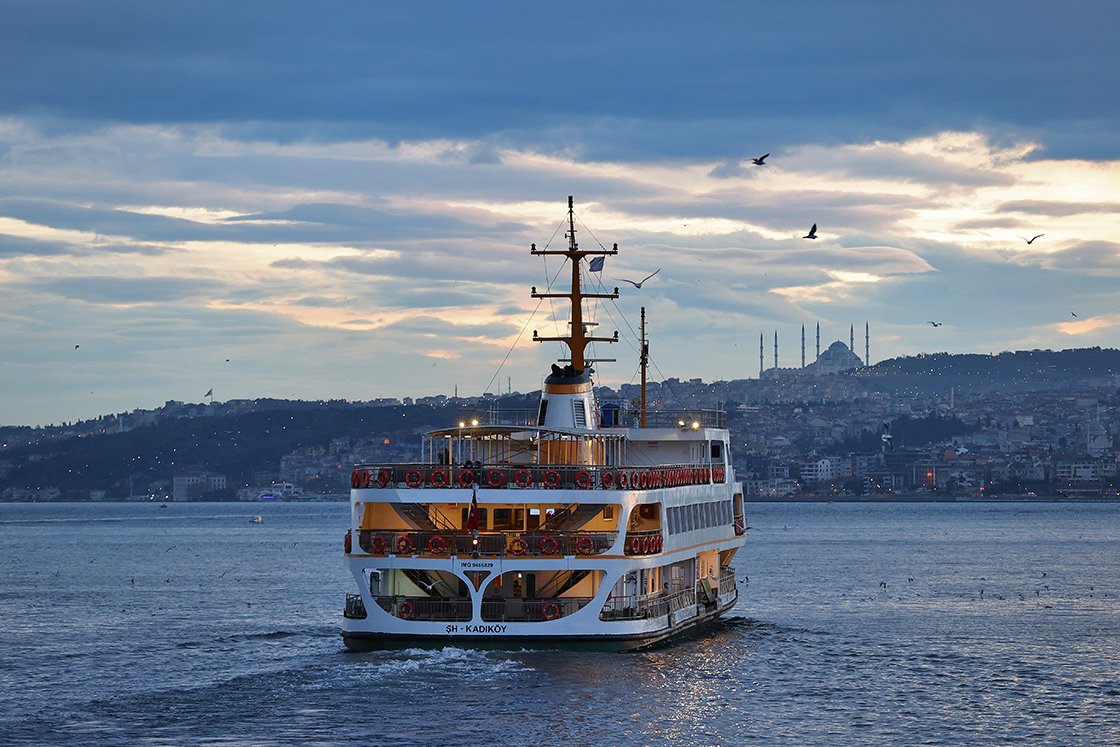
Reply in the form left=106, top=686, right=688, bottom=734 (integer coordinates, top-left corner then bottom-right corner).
left=589, top=256, right=605, bottom=273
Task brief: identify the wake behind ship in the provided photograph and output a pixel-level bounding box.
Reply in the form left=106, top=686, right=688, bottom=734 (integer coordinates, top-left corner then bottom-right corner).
left=341, top=197, right=748, bottom=651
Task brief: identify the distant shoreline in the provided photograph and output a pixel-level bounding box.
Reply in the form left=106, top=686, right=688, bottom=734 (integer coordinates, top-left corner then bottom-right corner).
left=748, top=495, right=1120, bottom=503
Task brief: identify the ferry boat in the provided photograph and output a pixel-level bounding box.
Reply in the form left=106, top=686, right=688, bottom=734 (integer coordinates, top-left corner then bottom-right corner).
left=341, top=197, right=748, bottom=651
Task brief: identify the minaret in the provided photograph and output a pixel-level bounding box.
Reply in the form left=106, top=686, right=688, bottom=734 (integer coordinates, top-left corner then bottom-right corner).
left=801, top=325, right=806, bottom=368
left=850, top=324, right=855, bottom=353
left=759, top=333, right=764, bottom=377
left=865, top=321, right=870, bottom=367
left=773, top=331, right=778, bottom=371
left=815, top=322, right=821, bottom=374
left=530, top=196, right=619, bottom=436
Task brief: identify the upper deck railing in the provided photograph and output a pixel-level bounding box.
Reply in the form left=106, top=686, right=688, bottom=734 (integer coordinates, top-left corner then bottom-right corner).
left=350, top=464, right=728, bottom=491
left=448, top=405, right=726, bottom=430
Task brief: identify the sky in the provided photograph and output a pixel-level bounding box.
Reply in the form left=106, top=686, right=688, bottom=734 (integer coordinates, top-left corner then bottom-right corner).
left=2, top=1, right=1119, bottom=427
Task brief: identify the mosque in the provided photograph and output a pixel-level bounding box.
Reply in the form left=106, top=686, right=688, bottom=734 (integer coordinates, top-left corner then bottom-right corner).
left=759, top=322, right=868, bottom=380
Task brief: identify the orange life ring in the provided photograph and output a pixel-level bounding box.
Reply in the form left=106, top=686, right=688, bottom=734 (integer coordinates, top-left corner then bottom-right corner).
left=631, top=471, right=641, bottom=489
left=350, top=470, right=360, bottom=488
left=396, top=535, right=414, bottom=554
left=428, top=535, right=448, bottom=554
left=376, top=468, right=390, bottom=488
left=575, top=470, right=591, bottom=489
left=542, top=602, right=561, bottom=621
left=371, top=534, right=387, bottom=554
left=514, top=469, right=533, bottom=488
left=487, top=469, right=506, bottom=488
left=543, top=470, right=561, bottom=489
left=398, top=600, right=414, bottom=620
left=540, top=535, right=560, bottom=555
left=405, top=470, right=423, bottom=488
left=458, top=469, right=476, bottom=488
left=630, top=536, right=642, bottom=554
left=344, top=530, right=352, bottom=554
left=617, top=471, right=628, bottom=488
left=508, top=537, right=528, bottom=556
left=576, top=536, right=595, bottom=555
left=429, top=469, right=448, bottom=488
left=600, top=470, right=614, bottom=488
left=641, top=535, right=651, bottom=554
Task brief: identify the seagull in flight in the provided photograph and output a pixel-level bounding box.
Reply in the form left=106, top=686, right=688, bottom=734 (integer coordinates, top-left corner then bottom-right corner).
left=1022, top=234, right=1045, bottom=245
left=1071, top=312, right=1078, bottom=318
left=803, top=223, right=818, bottom=239
left=617, top=269, right=660, bottom=289
left=751, top=153, right=769, bottom=166
left=928, top=321, right=942, bottom=327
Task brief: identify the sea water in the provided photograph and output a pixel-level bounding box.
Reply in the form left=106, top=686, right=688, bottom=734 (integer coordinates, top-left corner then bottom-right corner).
left=1, top=501, right=1117, bottom=746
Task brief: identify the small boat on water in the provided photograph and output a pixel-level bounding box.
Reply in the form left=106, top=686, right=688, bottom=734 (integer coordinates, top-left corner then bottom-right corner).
left=340, top=197, right=748, bottom=651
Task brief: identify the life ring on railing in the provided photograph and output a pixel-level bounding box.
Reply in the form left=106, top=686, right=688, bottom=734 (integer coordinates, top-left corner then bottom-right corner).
left=543, top=470, right=561, bottom=489
left=641, top=535, right=651, bottom=554
left=398, top=601, right=414, bottom=620
left=630, top=536, right=642, bottom=555
left=350, top=470, right=360, bottom=488
left=514, top=469, right=533, bottom=488
left=429, top=469, right=448, bottom=488
left=540, top=535, right=560, bottom=555
left=654, top=535, right=663, bottom=552
left=617, top=471, right=628, bottom=488
left=376, top=468, right=391, bottom=488
left=458, top=469, right=476, bottom=488
left=542, top=602, right=561, bottom=621
left=600, top=470, right=614, bottom=488
left=396, top=535, right=414, bottom=554
left=405, top=470, right=423, bottom=488
left=575, top=470, right=592, bottom=489
left=428, top=535, right=448, bottom=554
left=576, top=536, right=595, bottom=555
left=487, top=469, right=506, bottom=488
left=509, top=537, right=528, bottom=556
left=371, top=534, right=387, bottom=554
left=631, top=471, right=641, bottom=490
left=344, top=530, right=352, bottom=554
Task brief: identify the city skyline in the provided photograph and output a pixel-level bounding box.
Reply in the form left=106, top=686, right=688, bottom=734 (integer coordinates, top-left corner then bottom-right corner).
left=2, top=3, right=1119, bottom=426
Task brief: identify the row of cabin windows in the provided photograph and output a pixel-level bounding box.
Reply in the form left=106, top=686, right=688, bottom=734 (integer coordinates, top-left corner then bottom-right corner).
left=666, top=499, right=733, bottom=535
left=457, top=505, right=614, bottom=530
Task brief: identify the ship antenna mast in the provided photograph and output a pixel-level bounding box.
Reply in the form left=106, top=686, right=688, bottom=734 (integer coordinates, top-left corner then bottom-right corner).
left=640, top=306, right=649, bottom=427
left=531, top=196, right=619, bottom=371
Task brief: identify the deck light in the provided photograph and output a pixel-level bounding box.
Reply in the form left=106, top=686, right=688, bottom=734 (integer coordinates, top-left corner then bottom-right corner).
left=691, top=421, right=700, bottom=430
left=471, top=418, right=479, bottom=427
left=458, top=421, right=466, bottom=428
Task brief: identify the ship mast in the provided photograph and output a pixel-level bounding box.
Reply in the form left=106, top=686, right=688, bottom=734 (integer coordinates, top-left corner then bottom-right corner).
left=531, top=196, right=619, bottom=371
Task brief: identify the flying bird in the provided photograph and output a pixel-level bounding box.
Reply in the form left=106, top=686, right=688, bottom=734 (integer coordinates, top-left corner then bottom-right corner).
left=881, top=422, right=895, bottom=452
left=1071, top=312, right=1078, bottom=318
left=1022, top=234, right=1044, bottom=245
left=617, top=269, right=661, bottom=289
left=751, top=153, right=769, bottom=165
left=74, top=344, right=80, bottom=349
left=928, top=321, right=942, bottom=327
left=803, top=224, right=817, bottom=239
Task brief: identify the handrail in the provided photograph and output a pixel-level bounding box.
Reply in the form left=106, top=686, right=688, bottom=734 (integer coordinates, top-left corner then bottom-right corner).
left=350, top=463, right=727, bottom=491
left=355, top=529, right=616, bottom=558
